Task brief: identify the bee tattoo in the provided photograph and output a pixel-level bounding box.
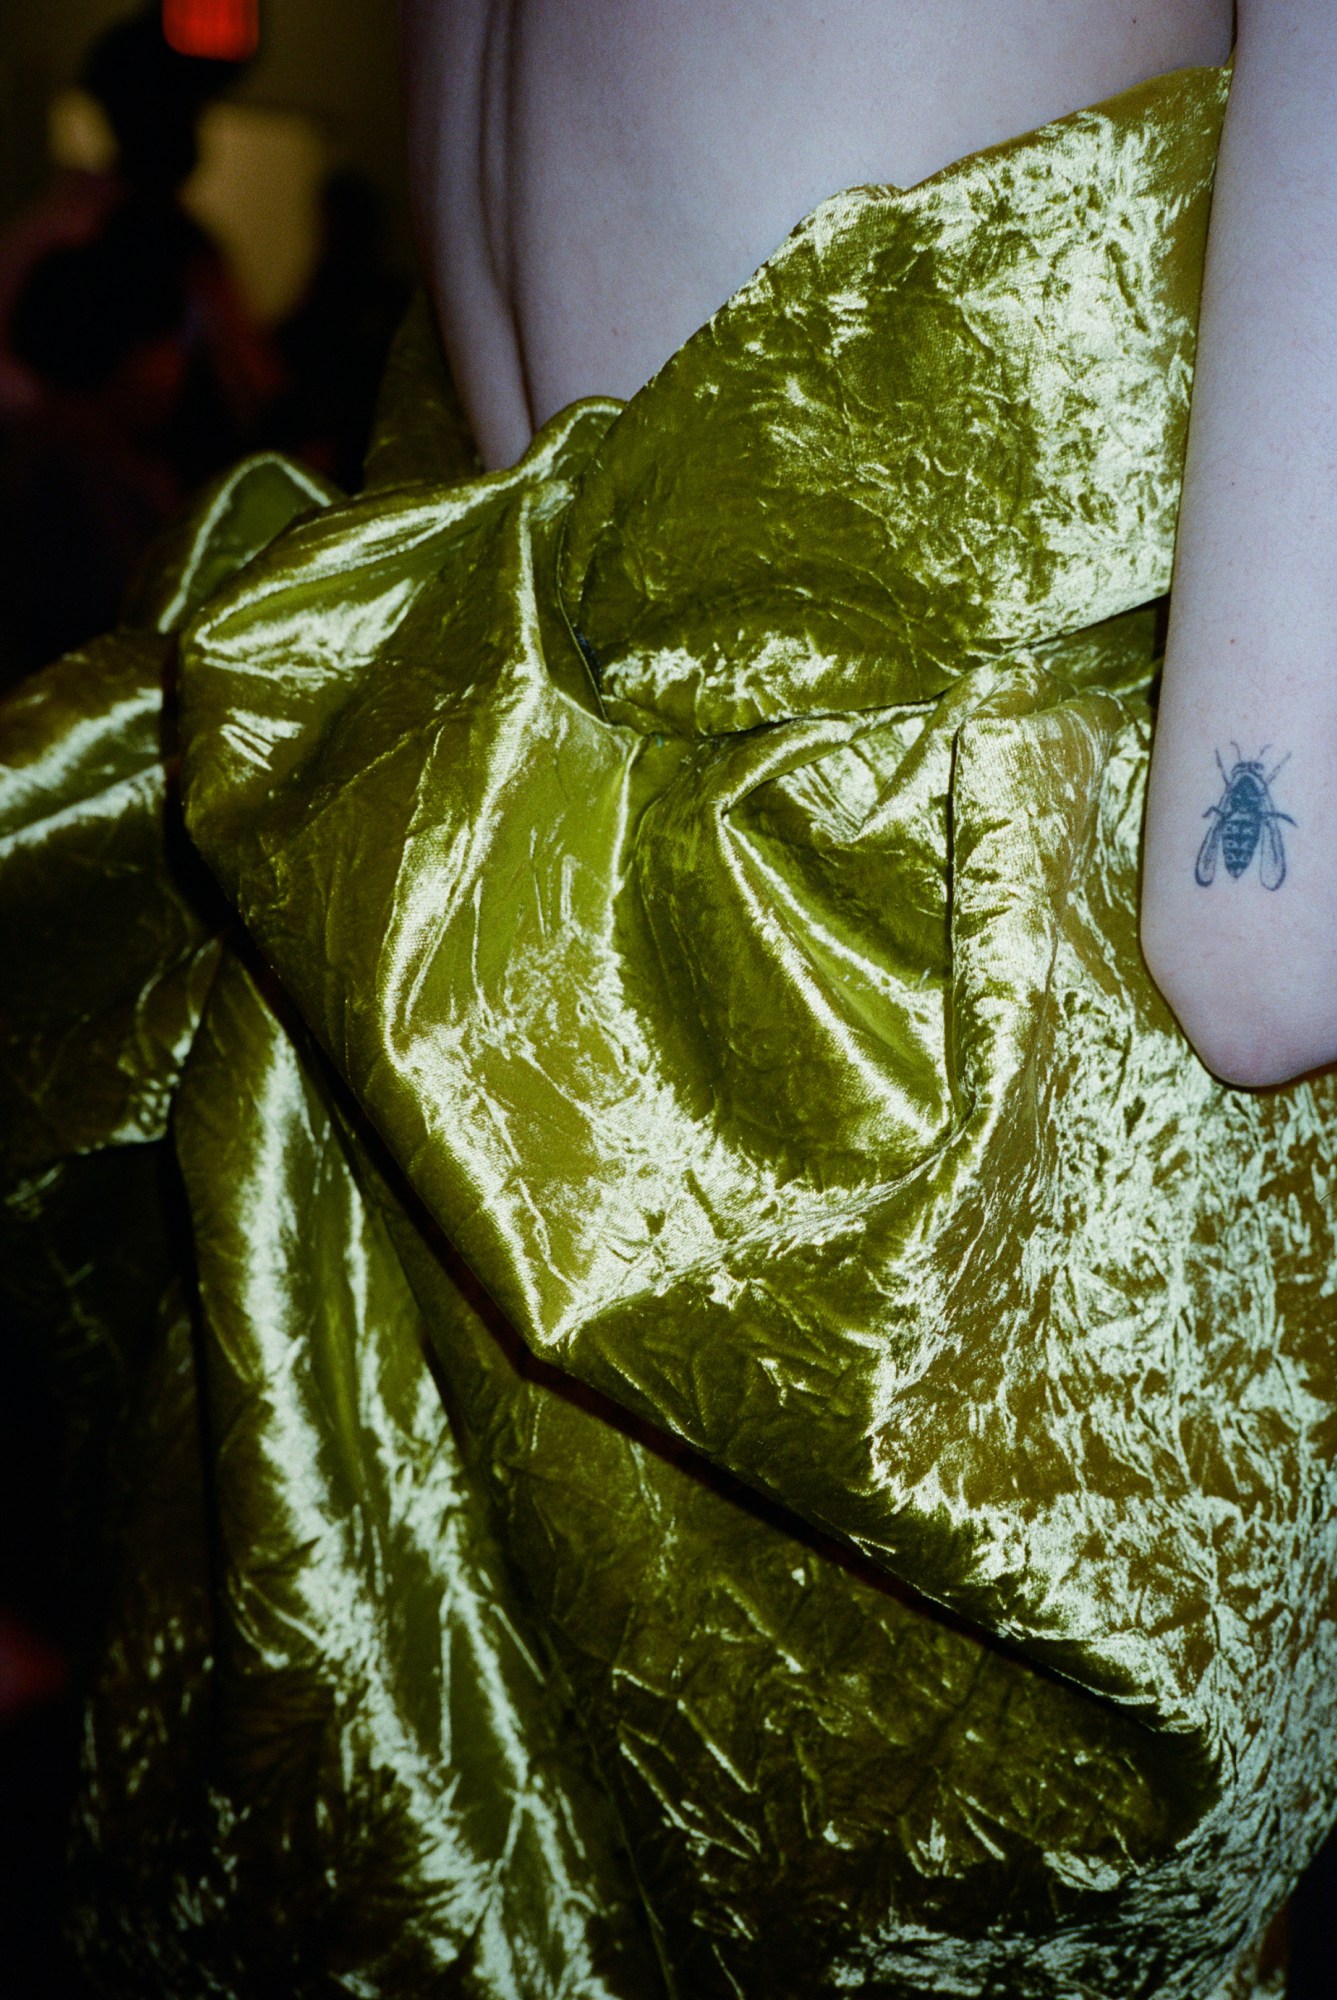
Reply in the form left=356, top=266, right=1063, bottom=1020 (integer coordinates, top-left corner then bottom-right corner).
left=1195, top=745, right=1295, bottom=891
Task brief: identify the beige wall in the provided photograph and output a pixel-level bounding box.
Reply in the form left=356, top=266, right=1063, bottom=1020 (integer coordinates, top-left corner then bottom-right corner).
left=0, top=0, right=412, bottom=270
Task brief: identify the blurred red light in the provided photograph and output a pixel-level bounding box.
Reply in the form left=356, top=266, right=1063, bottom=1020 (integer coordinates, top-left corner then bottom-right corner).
left=162, top=0, right=260, bottom=62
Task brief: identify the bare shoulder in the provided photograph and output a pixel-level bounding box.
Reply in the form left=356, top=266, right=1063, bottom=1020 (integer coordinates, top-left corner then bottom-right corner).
left=405, top=0, right=1231, bottom=467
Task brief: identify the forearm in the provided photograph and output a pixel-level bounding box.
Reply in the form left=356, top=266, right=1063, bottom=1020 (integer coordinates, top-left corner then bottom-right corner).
left=1142, top=0, right=1337, bottom=1086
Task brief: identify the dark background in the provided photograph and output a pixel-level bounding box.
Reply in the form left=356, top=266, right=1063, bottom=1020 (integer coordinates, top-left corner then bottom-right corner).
left=1, top=0, right=411, bottom=260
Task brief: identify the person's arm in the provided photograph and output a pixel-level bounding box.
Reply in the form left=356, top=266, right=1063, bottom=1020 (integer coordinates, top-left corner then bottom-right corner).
left=1141, top=0, right=1337, bottom=1087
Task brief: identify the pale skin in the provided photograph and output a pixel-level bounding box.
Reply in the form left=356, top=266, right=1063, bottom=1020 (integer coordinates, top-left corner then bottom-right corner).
left=402, top=0, right=1334, bottom=1089
left=1141, top=0, right=1337, bottom=1088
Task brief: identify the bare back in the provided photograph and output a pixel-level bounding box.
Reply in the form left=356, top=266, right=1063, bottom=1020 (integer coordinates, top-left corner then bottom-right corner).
left=403, top=0, right=1232, bottom=468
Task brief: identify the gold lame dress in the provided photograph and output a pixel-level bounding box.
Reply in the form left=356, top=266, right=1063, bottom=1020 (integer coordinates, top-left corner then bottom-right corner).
left=1, top=62, right=1329, bottom=1999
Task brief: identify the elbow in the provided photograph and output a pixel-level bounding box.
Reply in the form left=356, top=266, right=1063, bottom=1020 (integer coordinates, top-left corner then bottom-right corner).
left=1168, top=1012, right=1301, bottom=1092
left=1141, top=925, right=1330, bottom=1090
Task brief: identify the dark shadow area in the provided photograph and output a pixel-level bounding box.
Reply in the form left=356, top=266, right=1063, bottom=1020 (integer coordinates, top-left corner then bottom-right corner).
left=1289, top=1822, right=1337, bottom=1998
left=0, top=1325, right=89, bottom=1998
left=1, top=1139, right=181, bottom=1998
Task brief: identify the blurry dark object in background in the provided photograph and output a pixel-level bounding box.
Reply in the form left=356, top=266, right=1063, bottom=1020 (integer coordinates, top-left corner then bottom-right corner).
left=84, top=3, right=242, bottom=193
left=0, top=5, right=278, bottom=688
left=273, top=171, right=410, bottom=492
left=79, top=4, right=280, bottom=488
left=163, top=0, right=262, bottom=64
left=0, top=210, right=188, bottom=677
left=10, top=205, right=188, bottom=400
left=0, top=176, right=121, bottom=430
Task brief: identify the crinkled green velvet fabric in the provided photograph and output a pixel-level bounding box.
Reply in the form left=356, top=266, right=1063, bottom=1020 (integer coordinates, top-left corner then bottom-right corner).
left=0, top=62, right=1327, bottom=1999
